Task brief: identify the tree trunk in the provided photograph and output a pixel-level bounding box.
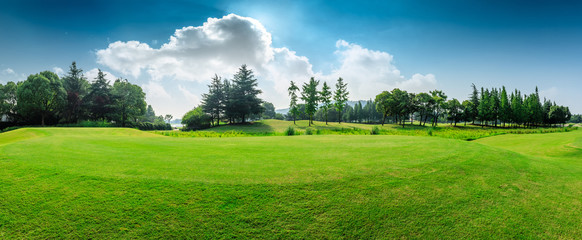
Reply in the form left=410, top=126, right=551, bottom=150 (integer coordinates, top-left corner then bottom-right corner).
left=381, top=114, right=386, bottom=126
left=41, top=114, right=45, bottom=127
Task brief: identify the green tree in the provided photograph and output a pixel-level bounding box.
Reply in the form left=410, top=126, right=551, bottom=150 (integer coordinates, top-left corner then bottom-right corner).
left=288, top=81, right=300, bottom=124
left=85, top=69, right=112, bottom=121
left=470, top=83, right=480, bottom=124
left=182, top=106, right=211, bottom=130
left=230, top=65, right=263, bottom=123
left=430, top=90, right=447, bottom=127
left=319, top=81, right=333, bottom=124
left=0, top=81, right=18, bottom=122
left=111, top=78, right=146, bottom=127
left=261, top=102, right=276, bottom=119
left=333, top=77, right=349, bottom=124
left=499, top=86, right=510, bottom=127
left=62, top=61, right=89, bottom=123
left=446, top=98, right=463, bottom=126
left=415, top=92, right=433, bottom=126
left=144, top=105, right=156, bottom=122
left=478, top=88, right=490, bottom=126
left=462, top=100, right=474, bottom=126
left=201, top=74, right=225, bottom=126
left=301, top=77, right=320, bottom=126
left=164, top=114, right=173, bottom=124
left=17, top=71, right=66, bottom=126
left=375, top=91, right=392, bottom=126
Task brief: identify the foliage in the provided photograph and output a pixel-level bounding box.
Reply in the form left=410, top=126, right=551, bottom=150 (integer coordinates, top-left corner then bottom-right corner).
left=110, top=79, right=147, bottom=127
left=201, top=74, right=225, bottom=126
left=182, top=106, right=211, bottom=130
left=84, top=69, right=112, bottom=121
left=288, top=81, right=300, bottom=124
left=284, top=126, right=296, bottom=136
left=319, top=81, right=333, bottom=124
left=62, top=61, right=89, bottom=123
left=229, top=65, right=263, bottom=123
left=333, top=77, right=349, bottom=123
left=301, top=77, right=320, bottom=126
left=261, top=102, right=276, bottom=119
left=16, top=71, right=66, bottom=126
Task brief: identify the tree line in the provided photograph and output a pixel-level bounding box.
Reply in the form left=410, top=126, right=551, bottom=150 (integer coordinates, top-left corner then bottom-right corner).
left=0, top=62, right=171, bottom=129
left=372, top=84, right=571, bottom=127
left=284, top=80, right=572, bottom=128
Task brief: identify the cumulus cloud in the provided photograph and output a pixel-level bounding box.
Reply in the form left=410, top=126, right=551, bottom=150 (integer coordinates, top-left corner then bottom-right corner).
left=95, top=14, right=436, bottom=117
left=84, top=68, right=118, bottom=84
left=53, top=67, right=65, bottom=77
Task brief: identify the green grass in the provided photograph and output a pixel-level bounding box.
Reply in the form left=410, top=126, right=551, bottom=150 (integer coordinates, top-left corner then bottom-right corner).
left=160, top=119, right=573, bottom=140
left=1, top=128, right=582, bottom=238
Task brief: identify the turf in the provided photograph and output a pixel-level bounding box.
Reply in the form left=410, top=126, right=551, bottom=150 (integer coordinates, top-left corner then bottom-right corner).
left=1, top=127, right=581, bottom=238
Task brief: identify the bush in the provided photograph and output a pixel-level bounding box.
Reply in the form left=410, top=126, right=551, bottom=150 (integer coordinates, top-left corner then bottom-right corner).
left=427, top=127, right=434, bottom=136
left=181, top=106, right=211, bottom=131
left=284, top=126, right=296, bottom=136
left=370, top=126, right=380, bottom=135
left=136, top=122, right=171, bottom=131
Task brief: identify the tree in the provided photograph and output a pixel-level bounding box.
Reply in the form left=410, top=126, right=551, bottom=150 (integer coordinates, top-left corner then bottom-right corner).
left=375, top=91, right=392, bottom=126
left=111, top=78, right=146, bottom=127
left=288, top=81, right=300, bottom=125
left=301, top=77, right=319, bottom=126
left=430, top=90, right=447, bottom=126
left=62, top=61, right=89, bottom=123
left=415, top=92, right=433, bottom=126
left=0, top=81, right=18, bottom=122
left=85, top=69, right=112, bottom=121
left=478, top=88, right=490, bottom=126
left=182, top=106, right=211, bottom=130
left=446, top=98, right=463, bottom=126
left=499, top=86, right=510, bottom=127
left=143, top=105, right=156, bottom=122
left=390, top=88, right=410, bottom=127
left=470, top=83, right=480, bottom=124
left=462, top=100, right=474, bottom=126
left=261, top=102, right=276, bottom=119
left=319, top=81, right=333, bottom=124
left=333, top=77, right=349, bottom=124
left=230, top=65, right=263, bottom=123
left=201, top=74, right=224, bottom=126
left=17, top=71, right=66, bottom=126
left=164, top=114, right=173, bottom=124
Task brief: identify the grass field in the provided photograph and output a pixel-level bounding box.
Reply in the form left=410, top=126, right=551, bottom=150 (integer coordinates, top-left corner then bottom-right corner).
left=1, top=127, right=582, bottom=238
left=156, top=119, right=574, bottom=140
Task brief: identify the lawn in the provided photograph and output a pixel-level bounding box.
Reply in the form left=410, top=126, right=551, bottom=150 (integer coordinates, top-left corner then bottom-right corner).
left=1, top=127, right=581, bottom=238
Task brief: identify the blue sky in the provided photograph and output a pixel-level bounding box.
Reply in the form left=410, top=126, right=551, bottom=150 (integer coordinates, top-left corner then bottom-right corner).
left=1, top=0, right=581, bottom=117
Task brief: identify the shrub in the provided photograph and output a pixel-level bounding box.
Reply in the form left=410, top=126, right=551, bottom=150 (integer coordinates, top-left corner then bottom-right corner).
left=305, top=128, right=314, bottom=135
left=284, top=126, right=296, bottom=136
left=427, top=127, right=434, bottom=136
left=370, top=126, right=380, bottom=135
left=181, top=106, right=211, bottom=131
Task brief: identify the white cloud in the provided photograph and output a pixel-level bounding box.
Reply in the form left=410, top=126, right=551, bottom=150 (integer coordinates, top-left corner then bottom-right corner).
left=2, top=68, right=15, bottom=75
left=84, top=68, right=118, bottom=84
left=95, top=14, right=436, bottom=117
left=53, top=67, right=64, bottom=77
left=178, top=85, right=200, bottom=106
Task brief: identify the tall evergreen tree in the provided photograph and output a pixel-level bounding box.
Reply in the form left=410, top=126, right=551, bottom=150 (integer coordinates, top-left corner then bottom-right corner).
left=301, top=77, right=320, bottom=126
left=62, top=61, right=89, bottom=123
left=478, top=88, right=490, bottom=126
left=85, top=69, right=112, bottom=121
left=319, top=81, right=333, bottom=125
left=333, top=77, right=349, bottom=124
left=230, top=65, right=263, bottom=123
left=201, top=74, right=224, bottom=126
left=499, top=86, right=510, bottom=127
left=470, top=83, right=480, bottom=124
left=288, top=81, right=300, bottom=125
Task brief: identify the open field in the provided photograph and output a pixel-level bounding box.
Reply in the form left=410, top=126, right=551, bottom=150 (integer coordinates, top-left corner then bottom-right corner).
left=1, top=127, right=582, bottom=238
left=156, top=119, right=574, bottom=140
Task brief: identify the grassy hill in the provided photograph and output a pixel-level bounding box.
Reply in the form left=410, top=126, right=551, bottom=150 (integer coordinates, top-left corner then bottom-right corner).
left=1, top=127, right=581, bottom=238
